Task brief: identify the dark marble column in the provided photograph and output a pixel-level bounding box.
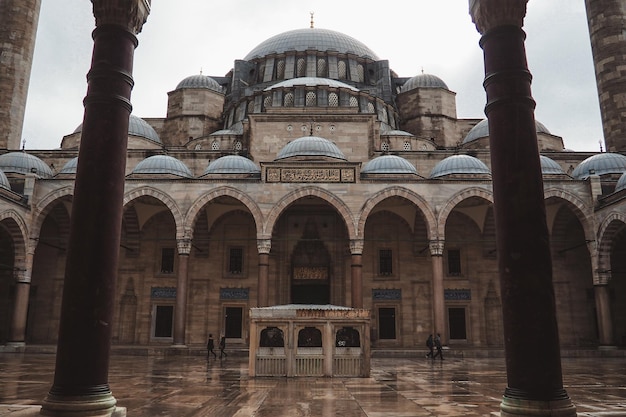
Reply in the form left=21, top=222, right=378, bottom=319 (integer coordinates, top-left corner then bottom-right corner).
left=469, top=1, right=576, bottom=415
left=350, top=239, right=364, bottom=308
left=594, top=271, right=614, bottom=346
left=40, top=2, right=150, bottom=416
left=257, top=239, right=271, bottom=307
left=173, top=239, right=191, bottom=346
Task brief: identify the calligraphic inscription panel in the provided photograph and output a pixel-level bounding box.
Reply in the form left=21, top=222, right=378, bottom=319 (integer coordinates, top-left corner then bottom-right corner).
left=266, top=168, right=355, bottom=183
left=293, top=266, right=329, bottom=280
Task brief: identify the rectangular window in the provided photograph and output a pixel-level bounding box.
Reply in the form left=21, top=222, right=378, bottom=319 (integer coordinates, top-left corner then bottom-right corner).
left=160, top=248, right=175, bottom=274
left=153, top=305, right=174, bottom=338
left=379, top=249, right=393, bottom=275
left=228, top=247, right=244, bottom=275
left=448, top=307, right=467, bottom=340
left=447, top=249, right=461, bottom=275
left=378, top=307, right=396, bottom=340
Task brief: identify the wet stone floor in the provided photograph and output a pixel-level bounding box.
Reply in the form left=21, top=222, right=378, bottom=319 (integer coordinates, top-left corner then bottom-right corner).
left=1, top=353, right=625, bottom=416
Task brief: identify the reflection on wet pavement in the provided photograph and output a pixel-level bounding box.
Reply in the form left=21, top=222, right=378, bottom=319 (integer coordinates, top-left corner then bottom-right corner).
left=1, top=354, right=625, bottom=416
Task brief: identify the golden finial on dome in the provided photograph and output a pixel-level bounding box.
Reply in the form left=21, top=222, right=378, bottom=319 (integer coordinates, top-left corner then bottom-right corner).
left=310, top=11, right=314, bottom=28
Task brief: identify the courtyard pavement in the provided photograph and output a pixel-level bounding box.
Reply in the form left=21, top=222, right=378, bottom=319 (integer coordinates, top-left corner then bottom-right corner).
left=0, top=352, right=625, bottom=416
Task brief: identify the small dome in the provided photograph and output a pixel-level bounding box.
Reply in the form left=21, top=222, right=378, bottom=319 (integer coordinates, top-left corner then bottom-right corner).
left=203, top=155, right=260, bottom=175
left=276, top=136, right=346, bottom=161
left=401, top=73, right=449, bottom=92
left=176, top=74, right=223, bottom=93
left=0, top=152, right=53, bottom=178
left=463, top=119, right=551, bottom=144
left=429, top=155, right=490, bottom=178
left=0, top=169, right=10, bottom=190
left=539, top=155, right=565, bottom=175
left=74, top=115, right=161, bottom=144
left=572, top=153, right=626, bottom=180
left=265, top=77, right=359, bottom=92
left=615, top=172, right=626, bottom=192
left=361, top=155, right=418, bottom=174
left=58, top=157, right=79, bottom=175
left=132, top=155, right=193, bottom=178
left=381, top=129, right=414, bottom=137
left=244, top=28, right=379, bottom=61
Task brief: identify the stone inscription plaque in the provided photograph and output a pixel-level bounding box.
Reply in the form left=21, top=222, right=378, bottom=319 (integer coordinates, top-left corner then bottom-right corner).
left=266, top=168, right=355, bottom=183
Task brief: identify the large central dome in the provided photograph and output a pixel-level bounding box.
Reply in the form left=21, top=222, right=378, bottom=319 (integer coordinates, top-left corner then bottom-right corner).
left=244, top=28, right=379, bottom=61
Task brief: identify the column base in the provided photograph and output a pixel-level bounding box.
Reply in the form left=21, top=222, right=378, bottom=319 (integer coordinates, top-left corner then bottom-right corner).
left=500, top=396, right=577, bottom=417
left=40, top=392, right=118, bottom=417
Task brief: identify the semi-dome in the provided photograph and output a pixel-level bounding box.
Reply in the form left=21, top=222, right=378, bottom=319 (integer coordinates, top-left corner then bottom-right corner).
left=540, top=155, right=565, bottom=175
left=463, top=119, right=551, bottom=144
left=361, top=155, right=418, bottom=174
left=429, top=155, right=490, bottom=178
left=265, top=77, right=359, bottom=92
left=131, top=155, right=193, bottom=178
left=74, top=114, right=161, bottom=144
left=615, top=172, right=626, bottom=192
left=203, top=155, right=260, bottom=175
left=0, top=152, right=53, bottom=178
left=572, top=152, right=626, bottom=180
left=276, top=136, right=346, bottom=160
left=244, top=28, right=379, bottom=61
left=176, top=74, right=223, bottom=93
left=401, top=73, right=449, bottom=93
left=58, top=157, right=79, bottom=175
left=0, top=169, right=10, bottom=190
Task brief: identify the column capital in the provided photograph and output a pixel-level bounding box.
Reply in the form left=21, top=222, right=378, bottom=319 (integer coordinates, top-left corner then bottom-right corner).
left=177, top=238, right=192, bottom=255
left=594, top=270, right=611, bottom=286
left=429, top=240, right=445, bottom=256
left=350, top=239, right=364, bottom=255
left=15, top=269, right=31, bottom=284
left=257, top=239, right=272, bottom=255
left=92, top=0, right=151, bottom=34
left=469, top=0, right=528, bottom=34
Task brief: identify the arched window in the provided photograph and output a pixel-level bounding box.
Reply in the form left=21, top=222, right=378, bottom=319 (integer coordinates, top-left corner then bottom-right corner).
left=338, top=60, right=347, bottom=80
left=260, top=327, right=285, bottom=347
left=247, top=100, right=255, bottom=114
left=297, top=58, right=306, bottom=77
left=381, top=141, right=389, bottom=152
left=328, top=92, right=339, bottom=107
left=298, top=327, right=322, bottom=347
left=336, top=327, right=360, bottom=347
left=263, top=95, right=272, bottom=110
left=403, top=141, right=412, bottom=151
left=284, top=92, right=294, bottom=107
left=349, top=96, right=358, bottom=107
left=211, top=140, right=220, bottom=150
left=276, top=59, right=285, bottom=80
left=234, top=141, right=243, bottom=151
left=357, top=64, right=364, bottom=83
left=306, top=91, right=317, bottom=106
left=317, top=58, right=327, bottom=77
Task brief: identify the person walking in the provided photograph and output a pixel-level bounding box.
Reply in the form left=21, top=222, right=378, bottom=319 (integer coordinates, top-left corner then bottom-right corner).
left=425, top=334, right=434, bottom=358
left=219, top=335, right=227, bottom=359
left=207, top=333, right=217, bottom=359
left=432, top=333, right=444, bottom=361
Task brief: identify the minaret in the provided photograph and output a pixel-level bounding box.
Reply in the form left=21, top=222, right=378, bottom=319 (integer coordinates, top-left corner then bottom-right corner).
left=0, top=0, right=42, bottom=150
left=585, top=0, right=626, bottom=152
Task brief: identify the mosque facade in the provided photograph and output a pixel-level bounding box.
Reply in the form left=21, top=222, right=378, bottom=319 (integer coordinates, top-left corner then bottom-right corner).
left=1, top=20, right=626, bottom=351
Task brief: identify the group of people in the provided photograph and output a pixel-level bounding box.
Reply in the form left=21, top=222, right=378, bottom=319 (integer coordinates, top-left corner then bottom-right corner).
left=425, top=333, right=444, bottom=361
left=207, top=334, right=227, bottom=359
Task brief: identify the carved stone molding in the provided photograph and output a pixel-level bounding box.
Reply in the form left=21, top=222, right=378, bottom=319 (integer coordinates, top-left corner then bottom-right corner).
left=429, top=240, right=445, bottom=256
left=594, top=270, right=611, bottom=286
left=177, top=239, right=192, bottom=255
left=92, top=0, right=151, bottom=34
left=350, top=239, right=364, bottom=255
left=469, top=0, right=528, bottom=34
left=257, top=239, right=272, bottom=254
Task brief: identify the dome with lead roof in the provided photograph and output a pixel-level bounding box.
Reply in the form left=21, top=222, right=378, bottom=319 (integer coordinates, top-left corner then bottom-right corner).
left=176, top=74, right=223, bottom=93
left=540, top=155, right=565, bottom=175
left=572, top=153, right=626, bottom=180
left=361, top=155, right=418, bottom=174
left=265, top=77, right=359, bottom=92
left=615, top=171, right=626, bottom=192
left=203, top=155, right=260, bottom=175
left=0, top=152, right=53, bottom=178
left=401, top=73, right=449, bottom=93
left=276, top=136, right=346, bottom=161
left=0, top=169, right=10, bottom=190
left=74, top=114, right=161, bottom=144
left=131, top=155, right=193, bottom=178
left=244, top=28, right=379, bottom=61
left=463, top=119, right=551, bottom=144
left=429, top=155, right=490, bottom=178
left=58, top=157, right=78, bottom=175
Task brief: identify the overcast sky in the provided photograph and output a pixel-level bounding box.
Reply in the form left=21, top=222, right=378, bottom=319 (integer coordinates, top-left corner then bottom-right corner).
left=21, top=0, right=603, bottom=152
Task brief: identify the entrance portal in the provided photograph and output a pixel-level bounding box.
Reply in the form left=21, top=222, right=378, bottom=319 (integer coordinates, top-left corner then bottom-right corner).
left=290, top=218, right=331, bottom=304
left=292, top=283, right=329, bottom=304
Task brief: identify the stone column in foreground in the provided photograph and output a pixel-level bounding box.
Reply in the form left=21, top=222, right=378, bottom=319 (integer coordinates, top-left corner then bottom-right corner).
left=469, top=1, right=576, bottom=416
left=429, top=240, right=445, bottom=343
left=40, top=1, right=150, bottom=416
left=350, top=239, right=364, bottom=308
left=173, top=238, right=191, bottom=346
left=257, top=239, right=271, bottom=307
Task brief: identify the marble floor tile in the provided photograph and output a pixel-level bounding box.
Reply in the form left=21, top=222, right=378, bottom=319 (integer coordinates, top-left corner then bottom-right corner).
left=1, top=354, right=625, bottom=416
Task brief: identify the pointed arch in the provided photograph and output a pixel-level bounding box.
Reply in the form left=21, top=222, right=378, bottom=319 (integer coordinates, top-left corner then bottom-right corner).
left=597, top=212, right=626, bottom=274
left=31, top=186, right=74, bottom=240
left=123, top=186, right=185, bottom=240
left=0, top=210, right=29, bottom=272
left=437, top=187, right=494, bottom=239
left=357, top=186, right=436, bottom=240
left=185, top=186, right=263, bottom=239
left=544, top=188, right=594, bottom=243
left=264, top=186, right=355, bottom=239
